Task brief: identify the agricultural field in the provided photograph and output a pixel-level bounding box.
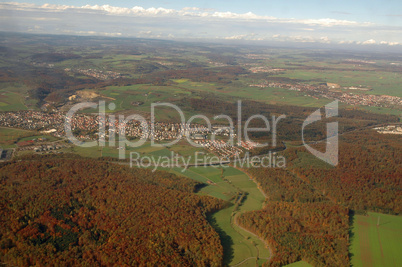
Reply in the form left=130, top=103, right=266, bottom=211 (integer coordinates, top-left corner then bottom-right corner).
left=0, top=127, right=36, bottom=144
left=173, top=79, right=330, bottom=108
left=275, top=68, right=402, bottom=97
left=350, top=212, right=402, bottom=267
left=61, top=139, right=214, bottom=164
left=0, top=83, right=36, bottom=111
left=61, top=141, right=173, bottom=160
left=0, top=127, right=57, bottom=148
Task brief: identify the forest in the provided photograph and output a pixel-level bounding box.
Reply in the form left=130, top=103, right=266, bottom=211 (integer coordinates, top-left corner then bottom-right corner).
left=0, top=156, right=228, bottom=266
left=236, top=129, right=401, bottom=266
left=237, top=202, right=350, bottom=267
left=288, top=130, right=402, bottom=214
left=238, top=167, right=350, bottom=266
left=180, top=95, right=399, bottom=143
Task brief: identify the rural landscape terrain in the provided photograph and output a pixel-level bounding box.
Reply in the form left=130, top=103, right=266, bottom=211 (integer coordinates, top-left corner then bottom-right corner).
left=0, top=32, right=401, bottom=266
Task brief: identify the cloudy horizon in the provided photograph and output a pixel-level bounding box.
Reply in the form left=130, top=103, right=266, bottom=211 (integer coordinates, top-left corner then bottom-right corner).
left=1, top=1, right=402, bottom=49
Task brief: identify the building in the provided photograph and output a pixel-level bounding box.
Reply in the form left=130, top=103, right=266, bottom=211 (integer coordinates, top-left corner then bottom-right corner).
left=192, top=133, right=207, bottom=140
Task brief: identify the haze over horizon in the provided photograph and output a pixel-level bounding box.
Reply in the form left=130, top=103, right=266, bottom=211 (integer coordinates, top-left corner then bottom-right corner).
left=1, top=1, right=402, bottom=49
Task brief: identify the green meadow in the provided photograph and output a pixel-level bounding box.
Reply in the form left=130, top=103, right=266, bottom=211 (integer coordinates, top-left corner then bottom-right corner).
left=172, top=166, right=270, bottom=266
left=350, top=212, right=402, bottom=267
left=0, top=83, right=37, bottom=111
left=0, top=127, right=58, bottom=148
left=284, top=260, right=313, bottom=267
left=170, top=79, right=331, bottom=108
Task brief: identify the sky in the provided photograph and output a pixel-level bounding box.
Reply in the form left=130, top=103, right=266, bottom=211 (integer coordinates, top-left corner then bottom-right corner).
left=1, top=1, right=402, bottom=47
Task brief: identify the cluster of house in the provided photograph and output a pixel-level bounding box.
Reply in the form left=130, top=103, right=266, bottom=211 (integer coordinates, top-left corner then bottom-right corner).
left=106, top=121, right=214, bottom=141
left=374, top=125, right=402, bottom=135
left=64, top=68, right=122, bottom=80
left=15, top=136, right=67, bottom=153
left=1, top=110, right=268, bottom=159
left=194, top=139, right=243, bottom=159
left=0, top=111, right=242, bottom=147
left=337, top=93, right=401, bottom=107
left=250, top=81, right=317, bottom=91
left=33, top=144, right=64, bottom=153
left=248, top=67, right=286, bottom=73
left=0, top=111, right=65, bottom=137
left=239, top=141, right=261, bottom=150
left=249, top=81, right=402, bottom=108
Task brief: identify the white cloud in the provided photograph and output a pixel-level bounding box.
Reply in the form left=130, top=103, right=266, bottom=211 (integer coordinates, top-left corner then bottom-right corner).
left=380, top=41, right=400, bottom=46
left=28, top=17, right=60, bottom=21
left=224, top=34, right=247, bottom=40
left=362, top=39, right=376, bottom=45
left=0, top=2, right=369, bottom=27
left=298, top=18, right=362, bottom=27
left=80, top=5, right=177, bottom=16
left=338, top=40, right=354, bottom=44
left=139, top=30, right=152, bottom=35
left=62, top=29, right=122, bottom=37
left=224, top=33, right=260, bottom=40
left=182, top=7, right=201, bottom=11
left=320, top=36, right=330, bottom=43
left=0, top=2, right=400, bottom=46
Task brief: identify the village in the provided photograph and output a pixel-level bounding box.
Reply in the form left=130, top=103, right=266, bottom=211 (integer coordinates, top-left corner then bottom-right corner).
left=64, top=68, right=122, bottom=80
left=250, top=81, right=402, bottom=108
left=0, top=110, right=262, bottom=159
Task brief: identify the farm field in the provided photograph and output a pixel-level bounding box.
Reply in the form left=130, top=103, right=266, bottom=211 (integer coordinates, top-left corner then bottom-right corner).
left=61, top=141, right=172, bottom=159
left=0, top=92, right=28, bottom=111
left=0, top=127, right=58, bottom=148
left=0, top=127, right=37, bottom=144
left=61, top=139, right=214, bottom=164
left=274, top=68, right=402, bottom=97
left=0, top=83, right=36, bottom=111
left=170, top=79, right=335, bottom=108
left=350, top=212, right=402, bottom=267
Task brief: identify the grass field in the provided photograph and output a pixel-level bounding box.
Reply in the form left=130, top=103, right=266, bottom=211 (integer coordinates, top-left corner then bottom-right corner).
left=172, top=79, right=331, bottom=108
left=350, top=212, right=402, bottom=267
left=62, top=139, right=216, bottom=165
left=0, top=127, right=54, bottom=148
left=290, top=151, right=334, bottom=169
left=275, top=68, right=402, bottom=97
left=284, top=260, right=313, bottom=267
left=361, top=106, right=402, bottom=117
left=0, top=92, right=28, bottom=111
left=81, top=84, right=199, bottom=121
left=0, top=83, right=37, bottom=111
left=172, top=166, right=270, bottom=266
left=61, top=141, right=173, bottom=159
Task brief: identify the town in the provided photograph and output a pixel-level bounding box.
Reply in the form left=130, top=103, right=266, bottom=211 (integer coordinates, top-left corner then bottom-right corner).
left=0, top=111, right=263, bottom=159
